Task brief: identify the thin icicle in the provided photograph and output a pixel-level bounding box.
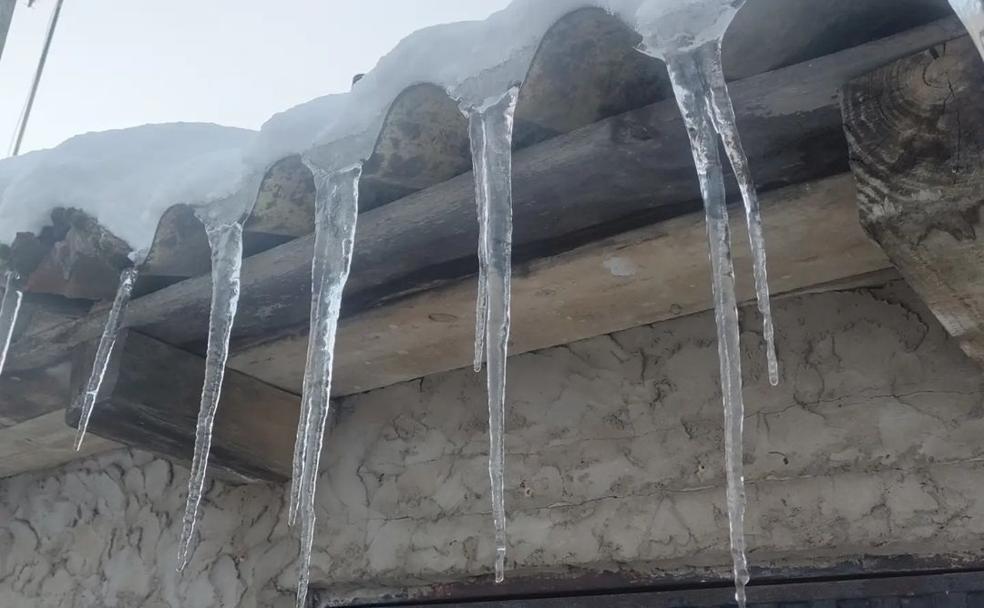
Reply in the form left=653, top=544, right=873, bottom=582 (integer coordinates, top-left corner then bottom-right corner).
left=0, top=270, right=23, bottom=376
left=665, top=47, right=750, bottom=608
left=949, top=0, right=984, bottom=61
left=465, top=87, right=519, bottom=584
left=471, top=112, right=491, bottom=373
left=701, top=40, right=778, bottom=386
left=74, top=267, right=139, bottom=450
left=177, top=220, right=244, bottom=571
left=291, top=163, right=362, bottom=608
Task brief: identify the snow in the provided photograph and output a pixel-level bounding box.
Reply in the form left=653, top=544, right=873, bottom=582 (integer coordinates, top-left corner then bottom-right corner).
left=0, top=0, right=737, bottom=252
left=0, top=123, right=254, bottom=249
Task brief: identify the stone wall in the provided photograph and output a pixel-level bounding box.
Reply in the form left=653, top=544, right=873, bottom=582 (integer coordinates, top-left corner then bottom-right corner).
left=2, top=281, right=983, bottom=607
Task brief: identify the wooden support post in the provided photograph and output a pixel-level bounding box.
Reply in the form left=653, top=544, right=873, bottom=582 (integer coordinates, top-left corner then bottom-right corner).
left=843, top=36, right=984, bottom=364
left=66, top=330, right=300, bottom=482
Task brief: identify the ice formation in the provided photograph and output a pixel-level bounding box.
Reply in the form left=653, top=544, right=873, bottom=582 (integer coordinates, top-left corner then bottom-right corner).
left=0, top=0, right=789, bottom=602
left=289, top=163, right=362, bottom=608
left=465, top=87, right=520, bottom=583
left=177, top=217, right=245, bottom=571
left=949, top=0, right=984, bottom=61
left=74, top=267, right=139, bottom=450
left=635, top=1, right=763, bottom=605
left=0, top=271, right=22, bottom=377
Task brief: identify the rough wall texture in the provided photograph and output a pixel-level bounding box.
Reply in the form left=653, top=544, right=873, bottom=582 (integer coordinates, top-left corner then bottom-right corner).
left=2, top=281, right=983, bottom=607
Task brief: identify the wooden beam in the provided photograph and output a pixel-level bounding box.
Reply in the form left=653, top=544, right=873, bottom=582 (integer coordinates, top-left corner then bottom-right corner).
left=0, top=360, right=71, bottom=428
left=65, top=330, right=300, bottom=481
left=843, top=36, right=984, bottom=364
left=0, top=410, right=116, bottom=478
left=231, top=173, right=890, bottom=395
left=4, top=18, right=963, bottom=377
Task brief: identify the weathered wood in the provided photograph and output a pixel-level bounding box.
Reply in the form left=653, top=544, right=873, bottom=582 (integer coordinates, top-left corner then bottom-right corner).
left=512, top=7, right=671, bottom=148
left=140, top=204, right=210, bottom=282
left=0, top=360, right=71, bottom=428
left=231, top=174, right=890, bottom=395
left=0, top=411, right=117, bottom=479
left=65, top=330, right=300, bottom=481
left=359, top=84, right=471, bottom=211
left=5, top=208, right=131, bottom=301
left=843, top=36, right=984, bottom=364
left=244, top=155, right=317, bottom=238
left=315, top=570, right=984, bottom=608
left=5, top=18, right=962, bottom=377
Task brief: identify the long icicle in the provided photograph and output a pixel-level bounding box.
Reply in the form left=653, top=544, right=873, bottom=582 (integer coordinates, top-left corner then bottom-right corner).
left=0, top=270, right=23, bottom=376
left=291, top=163, right=362, bottom=608
left=74, top=267, right=139, bottom=450
left=949, top=0, right=984, bottom=61
left=177, top=220, right=244, bottom=571
left=701, top=40, right=778, bottom=386
left=665, top=48, right=750, bottom=607
left=466, top=87, right=519, bottom=584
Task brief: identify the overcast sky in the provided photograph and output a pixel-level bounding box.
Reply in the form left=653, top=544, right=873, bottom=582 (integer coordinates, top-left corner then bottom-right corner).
left=0, top=0, right=513, bottom=154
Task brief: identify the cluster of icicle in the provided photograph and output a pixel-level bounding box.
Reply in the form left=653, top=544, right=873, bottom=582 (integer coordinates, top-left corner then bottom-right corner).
left=56, top=2, right=984, bottom=608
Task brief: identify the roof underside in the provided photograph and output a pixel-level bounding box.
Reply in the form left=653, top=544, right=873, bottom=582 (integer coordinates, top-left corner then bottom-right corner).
left=0, top=0, right=966, bottom=478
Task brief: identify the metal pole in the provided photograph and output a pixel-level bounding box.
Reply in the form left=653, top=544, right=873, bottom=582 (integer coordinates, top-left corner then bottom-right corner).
left=0, top=0, right=14, bottom=64
left=9, top=0, right=64, bottom=157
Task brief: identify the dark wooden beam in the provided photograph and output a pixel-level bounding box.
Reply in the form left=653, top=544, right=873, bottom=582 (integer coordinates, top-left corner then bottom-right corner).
left=4, top=17, right=964, bottom=380
left=843, top=36, right=984, bottom=364
left=231, top=173, right=890, bottom=395
left=65, top=330, right=300, bottom=481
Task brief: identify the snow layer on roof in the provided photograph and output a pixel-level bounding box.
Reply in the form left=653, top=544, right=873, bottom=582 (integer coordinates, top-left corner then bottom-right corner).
left=0, top=0, right=730, bottom=249
left=0, top=123, right=254, bottom=249
left=251, top=0, right=737, bottom=167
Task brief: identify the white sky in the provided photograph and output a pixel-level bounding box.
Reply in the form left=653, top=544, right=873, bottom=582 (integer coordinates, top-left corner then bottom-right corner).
left=0, top=0, right=513, bottom=154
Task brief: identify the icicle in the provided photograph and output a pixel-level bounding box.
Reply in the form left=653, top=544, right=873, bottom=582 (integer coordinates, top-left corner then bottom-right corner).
left=290, top=163, right=362, bottom=608
left=74, top=267, right=138, bottom=450
left=664, top=47, right=750, bottom=608
left=0, top=270, right=23, bottom=376
left=471, top=112, right=491, bottom=373
left=177, top=220, right=244, bottom=571
left=949, top=0, right=984, bottom=62
left=701, top=40, right=778, bottom=386
left=465, top=87, right=519, bottom=584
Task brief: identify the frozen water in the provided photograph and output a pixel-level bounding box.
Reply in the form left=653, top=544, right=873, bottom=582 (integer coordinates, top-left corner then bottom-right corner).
left=635, top=1, right=760, bottom=605
left=465, top=87, right=519, bottom=583
left=663, top=46, right=750, bottom=607
left=74, top=267, right=138, bottom=450
left=290, top=163, right=362, bottom=608
left=0, top=271, right=22, bottom=377
left=702, top=40, right=778, bottom=385
left=177, top=219, right=244, bottom=571
left=949, top=0, right=984, bottom=61
left=471, top=110, right=491, bottom=374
